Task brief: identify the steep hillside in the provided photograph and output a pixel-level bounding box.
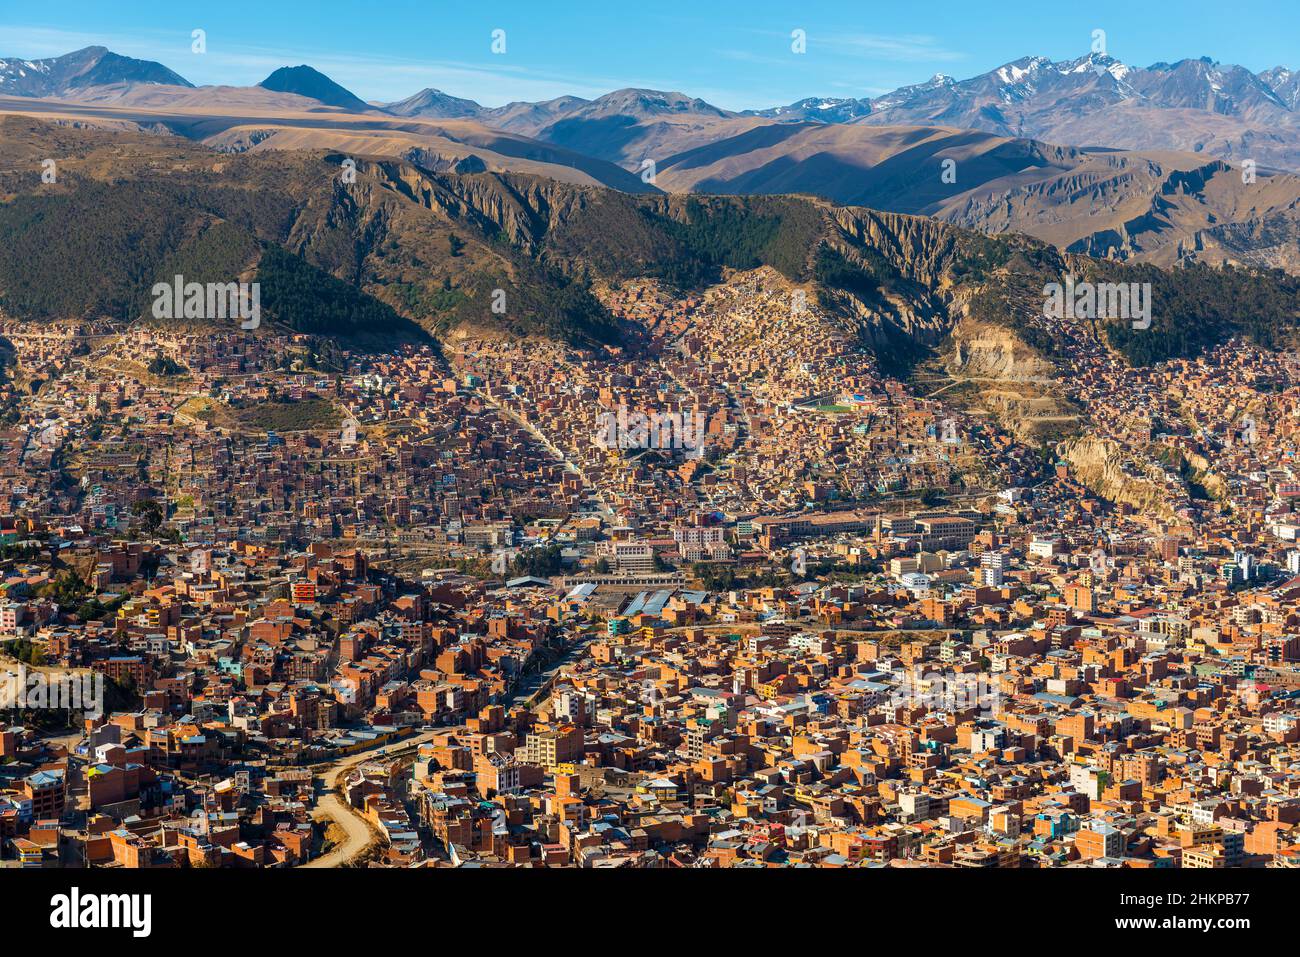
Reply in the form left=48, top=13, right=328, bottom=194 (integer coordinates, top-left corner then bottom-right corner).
left=0, top=115, right=1296, bottom=372
left=657, top=124, right=1300, bottom=274
left=1061, top=434, right=1181, bottom=520
left=0, top=117, right=424, bottom=344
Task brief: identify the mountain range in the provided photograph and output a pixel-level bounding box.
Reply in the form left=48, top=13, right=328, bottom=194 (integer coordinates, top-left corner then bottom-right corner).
left=6, top=47, right=1299, bottom=165
left=383, top=52, right=1300, bottom=173
left=2, top=46, right=1300, bottom=276
left=2, top=113, right=1295, bottom=387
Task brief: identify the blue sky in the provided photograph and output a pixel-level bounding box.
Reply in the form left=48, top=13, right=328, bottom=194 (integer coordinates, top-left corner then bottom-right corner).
left=2, top=0, right=1296, bottom=110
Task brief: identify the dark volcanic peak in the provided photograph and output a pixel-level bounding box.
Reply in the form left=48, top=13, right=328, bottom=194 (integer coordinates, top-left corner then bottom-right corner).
left=258, top=64, right=372, bottom=111
left=0, top=45, right=193, bottom=97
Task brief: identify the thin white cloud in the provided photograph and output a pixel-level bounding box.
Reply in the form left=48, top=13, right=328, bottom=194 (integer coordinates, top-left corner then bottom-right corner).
left=824, top=33, right=968, bottom=63
left=711, top=33, right=961, bottom=109
left=0, top=24, right=176, bottom=59
left=826, top=81, right=895, bottom=97
left=741, top=27, right=967, bottom=64
left=716, top=49, right=805, bottom=69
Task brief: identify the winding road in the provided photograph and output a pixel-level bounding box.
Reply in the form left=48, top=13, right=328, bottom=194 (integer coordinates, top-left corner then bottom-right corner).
left=299, top=728, right=442, bottom=868
left=298, top=631, right=596, bottom=867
